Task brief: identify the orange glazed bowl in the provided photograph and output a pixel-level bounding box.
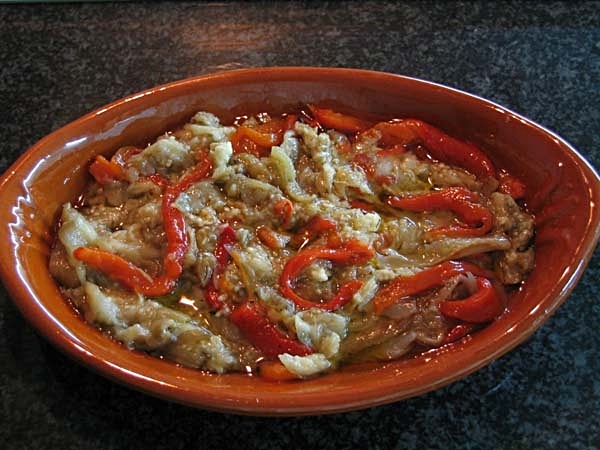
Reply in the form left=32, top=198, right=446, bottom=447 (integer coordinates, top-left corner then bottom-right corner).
left=0, top=67, right=598, bottom=416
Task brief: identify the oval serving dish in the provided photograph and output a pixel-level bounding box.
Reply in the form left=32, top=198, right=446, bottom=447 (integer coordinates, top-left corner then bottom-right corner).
left=0, top=67, right=598, bottom=416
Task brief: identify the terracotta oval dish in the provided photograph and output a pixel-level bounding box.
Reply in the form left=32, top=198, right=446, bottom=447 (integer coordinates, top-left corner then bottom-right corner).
left=1, top=67, right=598, bottom=416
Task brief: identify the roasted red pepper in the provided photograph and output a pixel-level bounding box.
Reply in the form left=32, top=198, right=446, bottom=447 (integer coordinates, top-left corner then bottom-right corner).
left=307, top=104, right=373, bottom=134
left=280, top=239, right=374, bottom=311
left=439, top=277, right=505, bottom=323
left=290, top=215, right=338, bottom=249
left=373, top=119, right=496, bottom=180
left=273, top=198, right=294, bottom=228
left=89, top=146, right=142, bottom=185
left=213, top=226, right=237, bottom=267
left=386, top=187, right=493, bottom=238
left=161, top=190, right=188, bottom=279
left=256, top=225, right=285, bottom=249
left=175, top=153, right=214, bottom=191
left=231, top=127, right=278, bottom=157
left=371, top=260, right=496, bottom=314
left=73, top=246, right=152, bottom=291
left=349, top=199, right=376, bottom=212
left=204, top=225, right=237, bottom=310
left=231, top=114, right=297, bottom=158
left=75, top=155, right=214, bottom=297
left=229, top=301, right=313, bottom=359
left=155, top=154, right=214, bottom=282
left=89, top=155, right=128, bottom=185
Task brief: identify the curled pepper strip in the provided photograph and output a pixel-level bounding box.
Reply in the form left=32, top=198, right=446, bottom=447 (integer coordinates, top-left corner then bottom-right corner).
left=307, top=104, right=373, bottom=134
left=439, top=277, right=505, bottom=323
left=386, top=187, right=493, bottom=238
left=229, top=301, right=313, bottom=359
left=373, top=120, right=496, bottom=180
left=74, top=154, right=214, bottom=297
left=204, top=224, right=237, bottom=310
left=149, top=154, right=215, bottom=284
left=280, top=239, right=375, bottom=311
left=372, top=260, right=497, bottom=314
left=160, top=189, right=188, bottom=280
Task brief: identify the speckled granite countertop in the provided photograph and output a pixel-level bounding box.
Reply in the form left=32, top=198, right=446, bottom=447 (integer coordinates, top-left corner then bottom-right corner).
left=1, top=2, right=598, bottom=449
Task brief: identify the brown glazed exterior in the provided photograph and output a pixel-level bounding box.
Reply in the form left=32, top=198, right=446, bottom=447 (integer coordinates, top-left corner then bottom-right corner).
left=0, top=67, right=598, bottom=416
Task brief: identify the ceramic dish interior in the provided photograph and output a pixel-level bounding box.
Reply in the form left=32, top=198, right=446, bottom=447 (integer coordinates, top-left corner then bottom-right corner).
left=0, top=67, right=598, bottom=416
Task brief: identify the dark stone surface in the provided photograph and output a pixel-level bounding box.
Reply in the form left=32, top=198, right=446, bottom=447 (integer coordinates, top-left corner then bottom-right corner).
left=0, top=2, right=598, bottom=449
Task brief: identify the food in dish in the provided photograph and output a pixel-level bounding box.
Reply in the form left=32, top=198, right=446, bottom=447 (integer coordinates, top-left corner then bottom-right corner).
left=49, top=105, right=535, bottom=380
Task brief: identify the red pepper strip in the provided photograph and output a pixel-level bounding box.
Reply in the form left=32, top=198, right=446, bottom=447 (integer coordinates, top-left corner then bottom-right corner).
left=307, top=104, right=373, bottom=134
left=204, top=225, right=237, bottom=310
left=160, top=155, right=214, bottom=281
left=290, top=215, right=338, bottom=249
left=373, top=120, right=420, bottom=146
left=386, top=187, right=493, bottom=238
left=213, top=225, right=237, bottom=268
left=231, top=115, right=297, bottom=158
left=374, top=120, right=496, bottom=180
left=280, top=239, right=375, bottom=311
left=256, top=225, right=285, bottom=249
left=89, top=146, right=143, bottom=185
left=72, top=247, right=177, bottom=296
left=73, top=246, right=153, bottom=289
left=439, top=277, right=505, bottom=323
left=175, top=153, right=214, bottom=191
left=73, top=247, right=179, bottom=296
left=161, top=189, right=188, bottom=280
left=230, top=131, right=265, bottom=158
left=349, top=199, right=376, bottom=212
left=229, top=301, right=313, bottom=359
left=372, top=260, right=496, bottom=314
left=412, top=120, right=496, bottom=179
left=234, top=126, right=280, bottom=148
left=89, top=155, right=128, bottom=185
